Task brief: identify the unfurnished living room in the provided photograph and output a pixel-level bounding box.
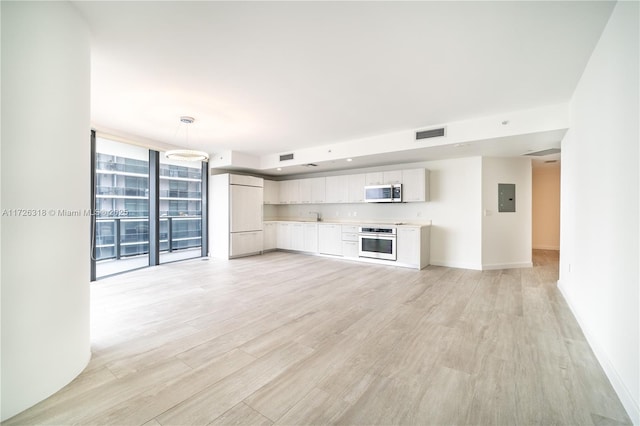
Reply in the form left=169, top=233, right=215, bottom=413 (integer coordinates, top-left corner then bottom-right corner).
left=1, top=1, right=638, bottom=425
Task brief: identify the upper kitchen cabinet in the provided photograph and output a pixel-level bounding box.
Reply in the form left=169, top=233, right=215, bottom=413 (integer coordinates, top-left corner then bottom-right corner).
left=263, top=167, right=428, bottom=205
left=279, top=179, right=300, bottom=204
left=325, top=175, right=348, bottom=203
left=365, top=172, right=383, bottom=185
left=365, top=170, right=403, bottom=185
left=347, top=174, right=366, bottom=203
left=298, top=178, right=312, bottom=203
left=299, top=177, right=326, bottom=204
left=263, top=179, right=280, bottom=204
left=402, top=168, right=430, bottom=202
left=384, top=170, right=403, bottom=184
left=310, top=177, right=326, bottom=204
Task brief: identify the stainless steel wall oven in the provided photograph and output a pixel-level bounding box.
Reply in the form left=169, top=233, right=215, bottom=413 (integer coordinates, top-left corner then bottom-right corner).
left=358, top=226, right=397, bottom=260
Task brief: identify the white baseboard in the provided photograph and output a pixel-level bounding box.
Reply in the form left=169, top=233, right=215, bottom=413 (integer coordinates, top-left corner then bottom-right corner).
left=557, top=280, right=640, bottom=425
left=481, top=261, right=533, bottom=270
left=429, top=260, right=483, bottom=270
left=532, top=244, right=560, bottom=250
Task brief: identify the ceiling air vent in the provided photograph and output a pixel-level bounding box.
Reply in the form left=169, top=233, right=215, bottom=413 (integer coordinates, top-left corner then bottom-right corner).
left=523, top=148, right=561, bottom=156
left=280, top=153, right=294, bottom=161
left=416, top=127, right=446, bottom=140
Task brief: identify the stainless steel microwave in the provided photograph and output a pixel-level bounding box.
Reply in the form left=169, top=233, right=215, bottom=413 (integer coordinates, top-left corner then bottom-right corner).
left=364, top=184, right=402, bottom=203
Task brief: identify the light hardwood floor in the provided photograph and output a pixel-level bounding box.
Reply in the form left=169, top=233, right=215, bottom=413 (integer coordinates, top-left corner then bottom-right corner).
left=3, top=250, right=631, bottom=425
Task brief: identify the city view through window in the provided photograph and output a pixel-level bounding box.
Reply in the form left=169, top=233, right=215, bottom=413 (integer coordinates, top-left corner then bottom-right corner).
left=94, top=137, right=205, bottom=278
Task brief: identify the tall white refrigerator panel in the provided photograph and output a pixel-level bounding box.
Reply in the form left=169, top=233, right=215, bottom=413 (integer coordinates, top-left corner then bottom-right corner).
left=210, top=173, right=263, bottom=259
left=230, top=184, right=263, bottom=232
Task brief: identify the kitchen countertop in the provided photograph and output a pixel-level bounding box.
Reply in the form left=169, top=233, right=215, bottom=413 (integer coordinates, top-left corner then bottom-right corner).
left=263, top=218, right=431, bottom=227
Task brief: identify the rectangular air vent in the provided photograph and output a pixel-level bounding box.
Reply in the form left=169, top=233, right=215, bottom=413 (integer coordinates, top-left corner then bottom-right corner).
left=416, top=127, right=446, bottom=140
left=523, top=148, right=561, bottom=156
left=279, top=153, right=294, bottom=161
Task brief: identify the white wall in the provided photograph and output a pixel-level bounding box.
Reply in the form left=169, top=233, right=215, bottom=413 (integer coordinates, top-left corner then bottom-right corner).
left=1, top=2, right=91, bottom=421
left=481, top=157, right=532, bottom=269
left=559, top=1, right=639, bottom=423
left=272, top=157, right=484, bottom=269
left=532, top=165, right=560, bottom=250
left=427, top=157, right=483, bottom=269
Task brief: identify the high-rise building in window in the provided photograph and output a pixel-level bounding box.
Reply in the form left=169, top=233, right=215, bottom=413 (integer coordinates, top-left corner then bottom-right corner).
left=94, top=137, right=204, bottom=277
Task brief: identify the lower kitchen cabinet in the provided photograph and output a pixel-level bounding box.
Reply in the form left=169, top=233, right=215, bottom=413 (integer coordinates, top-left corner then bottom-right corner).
left=230, top=231, right=263, bottom=257
left=291, top=223, right=305, bottom=251
left=303, top=223, right=318, bottom=252
left=396, top=226, right=430, bottom=269
left=342, top=241, right=359, bottom=258
left=276, top=222, right=292, bottom=249
left=342, top=225, right=359, bottom=258
left=276, top=222, right=318, bottom=253
left=269, top=221, right=430, bottom=269
left=318, top=224, right=342, bottom=256
left=263, top=222, right=277, bottom=250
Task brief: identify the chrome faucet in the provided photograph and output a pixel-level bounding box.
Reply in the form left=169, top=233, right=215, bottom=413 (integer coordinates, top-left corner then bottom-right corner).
left=309, top=211, right=321, bottom=222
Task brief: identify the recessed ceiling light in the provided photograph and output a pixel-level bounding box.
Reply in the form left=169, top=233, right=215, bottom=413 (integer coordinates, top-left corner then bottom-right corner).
left=346, top=158, right=353, bottom=162
left=277, top=167, right=282, bottom=171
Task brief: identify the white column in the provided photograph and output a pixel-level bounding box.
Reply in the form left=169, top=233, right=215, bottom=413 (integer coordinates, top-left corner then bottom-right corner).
left=1, top=1, right=91, bottom=420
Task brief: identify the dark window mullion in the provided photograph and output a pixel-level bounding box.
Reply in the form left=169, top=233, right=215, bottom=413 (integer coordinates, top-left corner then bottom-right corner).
left=90, top=130, right=97, bottom=281
left=149, top=150, right=160, bottom=266
left=201, top=160, right=208, bottom=258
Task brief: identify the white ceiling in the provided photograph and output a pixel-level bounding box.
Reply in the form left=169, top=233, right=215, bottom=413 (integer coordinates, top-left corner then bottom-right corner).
left=73, top=1, right=615, bottom=171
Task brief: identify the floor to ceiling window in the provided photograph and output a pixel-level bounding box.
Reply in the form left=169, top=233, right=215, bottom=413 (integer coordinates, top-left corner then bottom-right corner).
left=159, top=156, right=205, bottom=263
left=93, top=137, right=150, bottom=278
left=91, top=133, right=208, bottom=280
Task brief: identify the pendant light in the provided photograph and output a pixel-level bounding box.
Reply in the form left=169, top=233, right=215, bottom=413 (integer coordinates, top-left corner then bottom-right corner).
left=165, top=116, right=209, bottom=162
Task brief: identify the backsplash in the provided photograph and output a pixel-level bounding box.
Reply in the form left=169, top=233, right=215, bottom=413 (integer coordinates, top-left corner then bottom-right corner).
left=264, top=202, right=430, bottom=224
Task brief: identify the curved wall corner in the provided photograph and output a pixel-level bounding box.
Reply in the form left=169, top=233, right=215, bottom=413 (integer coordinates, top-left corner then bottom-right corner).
left=1, top=1, right=91, bottom=421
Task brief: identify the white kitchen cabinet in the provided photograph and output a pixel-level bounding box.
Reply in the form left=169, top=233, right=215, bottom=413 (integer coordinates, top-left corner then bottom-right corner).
left=277, top=222, right=292, bottom=249
left=291, top=223, right=305, bottom=251
left=341, top=224, right=359, bottom=235
left=310, top=177, right=326, bottom=204
left=341, top=225, right=359, bottom=258
left=342, top=241, right=359, bottom=258
left=396, top=226, right=430, bottom=269
left=230, top=184, right=263, bottom=233
left=303, top=223, right=318, bottom=252
left=347, top=174, right=366, bottom=203
left=263, top=180, right=280, bottom=205
left=210, top=173, right=263, bottom=259
left=230, top=231, right=263, bottom=257
left=279, top=180, right=300, bottom=204
left=298, top=178, right=325, bottom=204
left=384, top=170, right=402, bottom=184
left=318, top=224, right=343, bottom=256
left=229, top=174, right=262, bottom=186
left=276, top=221, right=318, bottom=252
left=298, top=179, right=312, bottom=203
left=365, top=172, right=384, bottom=186
left=402, top=168, right=429, bottom=202
left=365, top=171, right=402, bottom=185
left=267, top=169, right=426, bottom=205
left=263, top=222, right=277, bottom=250
left=325, top=175, right=348, bottom=203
